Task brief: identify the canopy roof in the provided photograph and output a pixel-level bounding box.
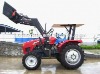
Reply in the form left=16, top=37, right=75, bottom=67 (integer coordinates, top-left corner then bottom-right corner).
left=0, top=24, right=22, bottom=32
left=52, top=24, right=84, bottom=28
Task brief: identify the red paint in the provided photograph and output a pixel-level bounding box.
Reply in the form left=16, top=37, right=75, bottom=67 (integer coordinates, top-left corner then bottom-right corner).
left=57, top=40, right=82, bottom=52
left=23, top=39, right=45, bottom=54
left=12, top=11, right=16, bottom=16
left=22, top=37, right=56, bottom=54
left=22, top=36, right=82, bottom=54
left=49, top=36, right=56, bottom=44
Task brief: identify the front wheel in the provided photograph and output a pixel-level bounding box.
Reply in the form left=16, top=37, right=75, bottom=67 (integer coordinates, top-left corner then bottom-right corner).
left=60, top=45, right=84, bottom=69
left=22, top=52, right=41, bottom=70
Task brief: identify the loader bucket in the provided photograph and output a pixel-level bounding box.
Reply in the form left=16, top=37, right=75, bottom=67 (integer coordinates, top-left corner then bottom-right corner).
left=3, top=2, right=16, bottom=19
left=3, top=2, right=20, bottom=23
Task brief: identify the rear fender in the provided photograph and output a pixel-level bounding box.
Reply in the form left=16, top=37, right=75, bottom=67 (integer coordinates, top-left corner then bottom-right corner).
left=57, top=40, right=82, bottom=53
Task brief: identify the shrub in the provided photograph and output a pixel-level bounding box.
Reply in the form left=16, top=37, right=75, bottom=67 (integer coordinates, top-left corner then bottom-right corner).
left=80, top=44, right=100, bottom=49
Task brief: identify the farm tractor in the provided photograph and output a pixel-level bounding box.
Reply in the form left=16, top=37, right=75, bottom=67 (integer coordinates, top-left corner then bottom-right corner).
left=3, top=2, right=84, bottom=70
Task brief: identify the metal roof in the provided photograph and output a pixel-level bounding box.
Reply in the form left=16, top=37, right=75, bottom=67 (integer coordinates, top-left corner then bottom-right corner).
left=0, top=24, right=22, bottom=32
left=52, top=24, right=84, bottom=28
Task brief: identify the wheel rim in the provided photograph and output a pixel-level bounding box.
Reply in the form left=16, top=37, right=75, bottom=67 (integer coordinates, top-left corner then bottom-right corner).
left=25, top=55, right=37, bottom=68
left=65, top=49, right=81, bottom=65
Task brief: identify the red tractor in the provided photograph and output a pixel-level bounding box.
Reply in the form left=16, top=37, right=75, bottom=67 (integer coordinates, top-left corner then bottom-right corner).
left=3, top=2, right=84, bottom=70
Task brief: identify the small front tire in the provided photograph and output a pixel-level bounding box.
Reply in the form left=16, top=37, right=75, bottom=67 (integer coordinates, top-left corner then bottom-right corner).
left=22, top=52, right=41, bottom=70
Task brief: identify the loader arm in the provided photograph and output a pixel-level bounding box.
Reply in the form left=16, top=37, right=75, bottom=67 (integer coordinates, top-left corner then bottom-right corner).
left=3, top=2, right=45, bottom=36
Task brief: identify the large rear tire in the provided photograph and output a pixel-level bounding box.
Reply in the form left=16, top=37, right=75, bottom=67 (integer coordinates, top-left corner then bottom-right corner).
left=56, top=54, right=61, bottom=62
left=60, top=45, right=84, bottom=69
left=22, top=52, right=41, bottom=70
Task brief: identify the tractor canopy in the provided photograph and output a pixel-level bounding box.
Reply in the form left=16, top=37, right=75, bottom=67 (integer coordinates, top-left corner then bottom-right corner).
left=52, top=24, right=84, bottom=40
left=52, top=24, right=84, bottom=28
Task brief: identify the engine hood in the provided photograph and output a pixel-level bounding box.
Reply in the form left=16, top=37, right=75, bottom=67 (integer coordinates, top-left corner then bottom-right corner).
left=23, top=38, right=45, bottom=47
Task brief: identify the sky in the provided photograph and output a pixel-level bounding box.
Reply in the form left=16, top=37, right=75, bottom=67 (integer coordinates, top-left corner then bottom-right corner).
left=0, top=0, right=100, bottom=36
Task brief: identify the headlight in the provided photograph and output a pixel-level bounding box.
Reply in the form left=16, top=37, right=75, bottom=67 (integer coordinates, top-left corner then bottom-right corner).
left=23, top=44, right=24, bottom=46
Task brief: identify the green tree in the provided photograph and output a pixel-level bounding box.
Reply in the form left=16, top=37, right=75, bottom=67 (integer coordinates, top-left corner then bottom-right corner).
left=29, top=29, right=34, bottom=36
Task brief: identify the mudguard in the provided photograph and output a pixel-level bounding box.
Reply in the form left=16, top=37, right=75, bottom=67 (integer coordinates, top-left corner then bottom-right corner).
left=57, top=40, right=82, bottom=52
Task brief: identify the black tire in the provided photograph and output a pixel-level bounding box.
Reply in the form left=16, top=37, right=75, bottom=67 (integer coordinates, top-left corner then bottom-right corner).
left=22, top=52, right=41, bottom=70
left=56, top=54, right=65, bottom=66
left=60, top=45, right=84, bottom=70
left=56, top=54, right=61, bottom=62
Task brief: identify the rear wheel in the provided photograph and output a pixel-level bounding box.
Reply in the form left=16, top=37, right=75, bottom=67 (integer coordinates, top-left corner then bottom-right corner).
left=22, top=52, right=41, bottom=70
left=60, top=45, right=84, bottom=69
left=56, top=54, right=61, bottom=62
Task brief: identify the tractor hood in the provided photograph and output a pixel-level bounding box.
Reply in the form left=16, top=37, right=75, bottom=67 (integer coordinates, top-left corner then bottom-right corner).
left=22, top=37, right=56, bottom=54
left=23, top=36, right=56, bottom=48
left=22, top=38, right=45, bottom=54
left=23, top=38, right=45, bottom=48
